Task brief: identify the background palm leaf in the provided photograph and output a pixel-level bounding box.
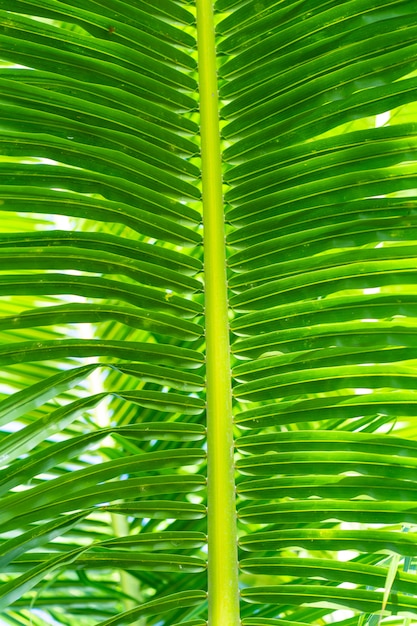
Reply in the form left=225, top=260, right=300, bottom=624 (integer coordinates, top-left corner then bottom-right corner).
left=1, top=0, right=417, bottom=624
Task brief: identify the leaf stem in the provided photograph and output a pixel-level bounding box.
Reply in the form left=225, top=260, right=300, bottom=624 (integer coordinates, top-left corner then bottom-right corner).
left=196, top=1, right=240, bottom=624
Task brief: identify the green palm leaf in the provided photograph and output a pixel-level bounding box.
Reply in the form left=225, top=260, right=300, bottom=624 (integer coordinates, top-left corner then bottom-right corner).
left=1, top=0, right=417, bottom=624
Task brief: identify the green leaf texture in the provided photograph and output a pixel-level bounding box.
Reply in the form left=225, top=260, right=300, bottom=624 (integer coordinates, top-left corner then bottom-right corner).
left=0, top=0, right=417, bottom=624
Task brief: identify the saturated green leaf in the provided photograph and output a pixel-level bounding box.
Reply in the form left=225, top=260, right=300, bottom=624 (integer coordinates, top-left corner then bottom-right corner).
left=0, top=185, right=201, bottom=245
left=241, top=585, right=417, bottom=615
left=0, top=231, right=202, bottom=273
left=234, top=360, right=417, bottom=403
left=239, top=528, right=417, bottom=557
left=0, top=250, right=202, bottom=294
left=2, top=0, right=417, bottom=624
left=171, top=621, right=206, bottom=626
left=0, top=423, right=205, bottom=496
left=242, top=620, right=310, bottom=626
left=237, top=475, right=417, bottom=502
left=101, top=531, right=207, bottom=552
left=235, top=390, right=417, bottom=428
left=0, top=363, right=97, bottom=427
left=0, top=273, right=203, bottom=317
left=96, top=590, right=207, bottom=626
left=0, top=512, right=86, bottom=569
left=8, top=551, right=206, bottom=574
left=117, top=390, right=205, bottom=415
left=0, top=546, right=88, bottom=611
left=0, top=339, right=204, bottom=369
left=237, top=449, right=417, bottom=480
left=235, top=430, right=417, bottom=457
left=0, top=450, right=206, bottom=531
left=238, top=499, right=417, bottom=525
left=240, top=557, right=417, bottom=596
left=105, top=501, right=206, bottom=520
left=0, top=393, right=107, bottom=466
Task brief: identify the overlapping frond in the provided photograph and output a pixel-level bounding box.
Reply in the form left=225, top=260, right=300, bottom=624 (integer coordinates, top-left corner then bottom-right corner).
left=0, top=2, right=207, bottom=624
left=220, top=0, right=417, bottom=621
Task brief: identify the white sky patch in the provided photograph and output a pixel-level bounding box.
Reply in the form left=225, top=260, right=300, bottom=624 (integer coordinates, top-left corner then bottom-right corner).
left=0, top=383, right=18, bottom=395
left=53, top=214, right=73, bottom=231
left=0, top=420, right=24, bottom=434
left=375, top=111, right=391, bottom=127
left=325, top=609, right=355, bottom=623
left=338, top=550, right=359, bottom=562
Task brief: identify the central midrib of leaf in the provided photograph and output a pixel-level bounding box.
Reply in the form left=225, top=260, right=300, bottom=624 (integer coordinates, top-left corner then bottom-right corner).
left=196, top=1, right=240, bottom=624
